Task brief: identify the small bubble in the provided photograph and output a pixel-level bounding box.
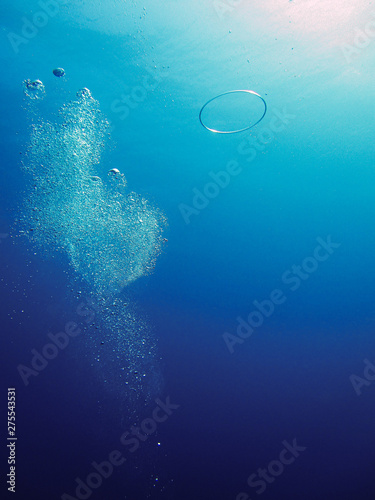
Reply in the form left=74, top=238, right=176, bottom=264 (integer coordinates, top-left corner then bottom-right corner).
left=23, top=79, right=45, bottom=100
left=108, top=168, right=120, bottom=176
left=76, top=88, right=91, bottom=99
left=53, top=68, right=65, bottom=77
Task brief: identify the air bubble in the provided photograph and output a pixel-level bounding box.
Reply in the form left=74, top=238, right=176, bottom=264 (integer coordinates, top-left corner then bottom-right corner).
left=76, top=88, right=91, bottom=99
left=23, top=79, right=45, bottom=100
left=53, top=68, right=65, bottom=77
left=199, top=90, right=267, bottom=134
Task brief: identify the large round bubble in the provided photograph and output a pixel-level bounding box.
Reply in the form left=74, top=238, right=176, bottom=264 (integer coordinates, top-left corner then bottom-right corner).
left=199, top=90, right=267, bottom=134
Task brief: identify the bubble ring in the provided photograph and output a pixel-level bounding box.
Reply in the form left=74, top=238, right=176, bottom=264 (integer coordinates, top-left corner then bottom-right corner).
left=199, top=90, right=267, bottom=134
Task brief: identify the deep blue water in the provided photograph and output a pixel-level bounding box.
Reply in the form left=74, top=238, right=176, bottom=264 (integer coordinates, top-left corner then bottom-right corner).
left=1, top=1, right=375, bottom=499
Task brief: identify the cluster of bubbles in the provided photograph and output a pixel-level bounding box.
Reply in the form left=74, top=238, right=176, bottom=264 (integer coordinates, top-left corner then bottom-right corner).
left=21, top=82, right=167, bottom=296
left=20, top=76, right=167, bottom=406
left=83, top=291, right=164, bottom=412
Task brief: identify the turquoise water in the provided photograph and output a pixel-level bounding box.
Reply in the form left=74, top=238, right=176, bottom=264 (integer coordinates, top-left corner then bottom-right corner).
left=1, top=1, right=375, bottom=499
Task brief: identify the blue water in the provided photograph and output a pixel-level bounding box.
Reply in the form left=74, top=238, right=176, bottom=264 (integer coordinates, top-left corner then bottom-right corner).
left=1, top=1, right=375, bottom=499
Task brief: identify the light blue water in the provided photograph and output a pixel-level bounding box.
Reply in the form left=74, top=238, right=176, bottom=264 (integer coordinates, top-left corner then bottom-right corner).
left=1, top=1, right=375, bottom=499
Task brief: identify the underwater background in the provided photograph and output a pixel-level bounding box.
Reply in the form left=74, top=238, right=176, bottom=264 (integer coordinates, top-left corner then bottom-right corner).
left=1, top=1, right=375, bottom=499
